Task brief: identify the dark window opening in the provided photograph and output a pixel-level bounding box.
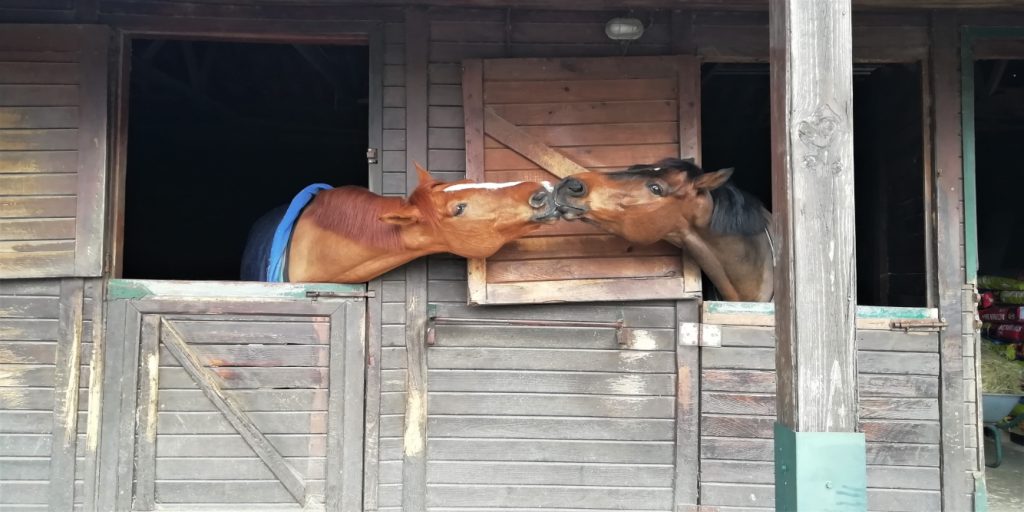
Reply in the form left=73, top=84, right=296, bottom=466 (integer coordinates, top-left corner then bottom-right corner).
left=975, top=59, right=1024, bottom=279
left=701, top=62, right=927, bottom=306
left=122, top=39, right=369, bottom=281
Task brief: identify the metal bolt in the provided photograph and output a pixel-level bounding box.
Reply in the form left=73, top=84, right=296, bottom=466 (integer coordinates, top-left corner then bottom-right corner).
left=825, top=481, right=833, bottom=489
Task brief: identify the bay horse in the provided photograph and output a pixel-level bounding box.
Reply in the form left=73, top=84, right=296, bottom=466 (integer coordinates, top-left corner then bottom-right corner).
left=241, top=163, right=559, bottom=283
left=553, top=157, right=775, bottom=302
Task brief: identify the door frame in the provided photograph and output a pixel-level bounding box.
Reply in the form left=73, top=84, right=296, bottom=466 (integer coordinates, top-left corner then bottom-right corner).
left=959, top=26, right=1024, bottom=284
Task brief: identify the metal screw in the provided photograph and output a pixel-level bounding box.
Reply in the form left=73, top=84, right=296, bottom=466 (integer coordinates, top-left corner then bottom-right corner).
left=825, top=481, right=833, bottom=489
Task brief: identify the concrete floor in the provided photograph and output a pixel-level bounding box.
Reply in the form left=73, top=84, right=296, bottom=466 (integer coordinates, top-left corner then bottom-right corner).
left=985, top=430, right=1024, bottom=512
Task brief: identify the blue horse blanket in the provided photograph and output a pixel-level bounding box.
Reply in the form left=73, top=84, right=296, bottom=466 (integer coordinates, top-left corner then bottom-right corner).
left=241, top=183, right=333, bottom=282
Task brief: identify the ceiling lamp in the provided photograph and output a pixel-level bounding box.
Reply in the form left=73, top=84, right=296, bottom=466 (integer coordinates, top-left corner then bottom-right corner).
left=605, top=17, right=645, bottom=41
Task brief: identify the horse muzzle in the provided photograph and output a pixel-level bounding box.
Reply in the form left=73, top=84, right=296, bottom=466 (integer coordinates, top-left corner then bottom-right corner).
left=553, top=178, right=590, bottom=221
left=529, top=186, right=561, bottom=223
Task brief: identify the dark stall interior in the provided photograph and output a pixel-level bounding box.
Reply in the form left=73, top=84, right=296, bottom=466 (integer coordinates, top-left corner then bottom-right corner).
left=974, top=59, right=1024, bottom=279
left=121, top=39, right=369, bottom=280
left=701, top=62, right=927, bottom=306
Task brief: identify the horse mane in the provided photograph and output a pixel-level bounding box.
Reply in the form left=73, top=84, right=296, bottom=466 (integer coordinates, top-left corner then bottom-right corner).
left=305, top=185, right=442, bottom=250
left=617, top=157, right=769, bottom=237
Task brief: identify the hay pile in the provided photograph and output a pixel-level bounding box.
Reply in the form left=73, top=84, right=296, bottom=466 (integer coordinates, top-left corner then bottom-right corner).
left=981, top=340, right=1024, bottom=394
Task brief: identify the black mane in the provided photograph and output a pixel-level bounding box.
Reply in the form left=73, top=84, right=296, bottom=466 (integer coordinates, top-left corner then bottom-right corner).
left=615, top=157, right=768, bottom=237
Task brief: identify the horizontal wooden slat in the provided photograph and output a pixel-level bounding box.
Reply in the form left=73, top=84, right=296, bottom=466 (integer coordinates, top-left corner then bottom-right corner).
left=424, top=484, right=672, bottom=508
left=702, top=369, right=938, bottom=397
left=427, top=347, right=676, bottom=373
left=486, top=78, right=676, bottom=104
left=0, top=342, right=59, bottom=365
left=701, top=415, right=940, bottom=443
left=484, top=277, right=692, bottom=305
left=489, top=235, right=678, bottom=261
left=701, top=482, right=774, bottom=508
left=867, top=489, right=941, bottom=511
left=702, top=392, right=938, bottom=420
left=490, top=100, right=676, bottom=126
left=0, top=85, right=78, bottom=107
left=484, top=56, right=679, bottom=82
left=701, top=460, right=940, bottom=490
left=158, top=367, right=328, bottom=390
left=155, top=434, right=326, bottom=458
left=857, top=330, right=939, bottom=352
left=0, top=151, right=76, bottom=173
left=0, top=129, right=77, bottom=150
left=158, top=344, right=329, bottom=368
left=0, top=318, right=59, bottom=340
left=384, top=369, right=675, bottom=395
left=157, top=389, right=329, bottom=412
left=0, top=247, right=75, bottom=277
left=431, top=325, right=673, bottom=351
left=429, top=302, right=676, bottom=327
left=0, top=174, right=76, bottom=195
left=484, top=143, right=679, bottom=170
left=398, top=416, right=675, bottom=441
left=0, top=434, right=51, bottom=457
left=0, top=196, right=75, bottom=218
left=487, top=255, right=681, bottom=283
left=0, top=62, right=78, bottom=85
left=0, top=107, right=77, bottom=129
left=0, top=295, right=59, bottom=318
left=425, top=460, right=671, bottom=487
left=382, top=437, right=673, bottom=464
left=427, top=393, right=674, bottom=418
left=702, top=347, right=941, bottom=375
left=155, top=480, right=324, bottom=504
left=155, top=457, right=325, bottom=480
left=157, top=411, right=328, bottom=435
left=701, top=438, right=939, bottom=466
left=483, top=122, right=677, bottom=148
left=161, top=319, right=330, bottom=345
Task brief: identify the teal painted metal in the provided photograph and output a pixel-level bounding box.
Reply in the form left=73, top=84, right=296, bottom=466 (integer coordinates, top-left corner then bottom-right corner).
left=961, top=26, right=1024, bottom=283
left=107, top=279, right=365, bottom=300
left=704, top=300, right=936, bottom=320
left=774, top=423, right=867, bottom=512
left=974, top=471, right=989, bottom=512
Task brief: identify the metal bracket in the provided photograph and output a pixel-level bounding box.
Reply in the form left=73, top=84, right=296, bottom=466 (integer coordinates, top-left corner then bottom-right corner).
left=427, top=310, right=628, bottom=347
left=889, top=318, right=948, bottom=332
left=366, top=147, right=379, bottom=164
left=305, top=290, right=375, bottom=300
left=679, top=322, right=721, bottom=347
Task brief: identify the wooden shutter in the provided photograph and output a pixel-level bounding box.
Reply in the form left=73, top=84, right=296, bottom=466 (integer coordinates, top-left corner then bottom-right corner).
left=0, top=25, right=109, bottom=278
left=462, top=55, right=701, bottom=305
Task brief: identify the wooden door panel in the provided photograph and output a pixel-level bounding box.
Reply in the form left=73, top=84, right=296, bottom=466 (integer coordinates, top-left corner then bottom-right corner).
left=463, top=55, right=702, bottom=304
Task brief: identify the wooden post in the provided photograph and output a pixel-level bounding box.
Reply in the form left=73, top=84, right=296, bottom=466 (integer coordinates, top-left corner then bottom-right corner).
left=769, top=0, right=866, bottom=510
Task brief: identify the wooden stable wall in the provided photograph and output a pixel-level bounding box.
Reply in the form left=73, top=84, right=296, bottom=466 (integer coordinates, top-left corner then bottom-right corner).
left=2, top=1, right=1019, bottom=511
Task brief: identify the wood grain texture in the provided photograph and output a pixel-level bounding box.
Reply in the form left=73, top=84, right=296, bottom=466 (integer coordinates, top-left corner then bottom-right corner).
left=770, top=0, right=859, bottom=432
left=47, top=278, right=83, bottom=511
left=930, top=12, right=968, bottom=510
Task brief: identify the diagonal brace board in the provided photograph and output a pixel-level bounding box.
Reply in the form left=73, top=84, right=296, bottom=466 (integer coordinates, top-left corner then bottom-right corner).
left=484, top=107, right=590, bottom=179
left=159, top=318, right=309, bottom=504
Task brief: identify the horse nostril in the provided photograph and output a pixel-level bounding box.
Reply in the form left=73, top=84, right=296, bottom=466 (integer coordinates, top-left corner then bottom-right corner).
left=529, top=189, right=549, bottom=208
left=564, top=178, right=586, bottom=197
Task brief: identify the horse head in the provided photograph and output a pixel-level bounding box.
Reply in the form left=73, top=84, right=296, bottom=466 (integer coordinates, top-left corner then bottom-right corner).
left=553, top=157, right=734, bottom=244
left=380, top=163, right=559, bottom=259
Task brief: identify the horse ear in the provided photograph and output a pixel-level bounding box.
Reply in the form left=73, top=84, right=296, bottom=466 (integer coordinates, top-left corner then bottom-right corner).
left=380, top=204, right=421, bottom=226
left=413, top=161, right=435, bottom=185
left=694, top=167, right=733, bottom=191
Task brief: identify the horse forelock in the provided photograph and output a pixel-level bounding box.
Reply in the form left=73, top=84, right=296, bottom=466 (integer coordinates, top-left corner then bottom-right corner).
left=306, top=186, right=409, bottom=251
left=709, top=184, right=768, bottom=237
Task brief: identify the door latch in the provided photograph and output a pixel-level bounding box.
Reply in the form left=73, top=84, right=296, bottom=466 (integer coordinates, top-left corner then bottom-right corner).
left=366, top=148, right=379, bottom=164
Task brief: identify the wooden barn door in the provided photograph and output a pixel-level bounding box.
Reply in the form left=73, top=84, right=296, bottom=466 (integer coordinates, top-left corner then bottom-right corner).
left=95, top=281, right=367, bottom=511
left=462, top=55, right=702, bottom=305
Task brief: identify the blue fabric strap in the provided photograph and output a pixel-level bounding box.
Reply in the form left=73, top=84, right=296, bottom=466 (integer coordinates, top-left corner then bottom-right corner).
left=267, top=183, right=333, bottom=282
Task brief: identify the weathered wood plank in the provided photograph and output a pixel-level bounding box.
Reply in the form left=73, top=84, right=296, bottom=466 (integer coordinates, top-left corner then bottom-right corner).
left=484, top=143, right=680, bottom=171
left=483, top=56, right=679, bottom=82
left=159, top=319, right=330, bottom=345
left=382, top=437, right=673, bottom=464
left=156, top=411, right=328, bottom=435
left=157, top=344, right=327, bottom=367
left=155, top=434, right=326, bottom=459
left=487, top=255, right=683, bottom=283
left=159, top=320, right=308, bottom=504
left=0, top=62, right=78, bottom=85
left=154, top=480, right=326, bottom=504
left=700, top=482, right=774, bottom=508
left=407, top=416, right=675, bottom=441
left=154, top=457, right=326, bottom=481
left=0, top=85, right=78, bottom=108
left=0, top=196, right=76, bottom=218
left=329, top=300, right=365, bottom=510
left=423, top=460, right=672, bottom=487
left=157, top=389, right=329, bottom=412
left=430, top=302, right=676, bottom=327
left=489, top=100, right=676, bottom=126
left=427, top=392, right=674, bottom=418
left=387, top=369, right=676, bottom=395
left=0, top=106, right=76, bottom=129
left=481, top=108, right=589, bottom=179
left=132, top=315, right=160, bottom=510
left=157, top=367, right=328, bottom=390
left=485, top=78, right=676, bottom=104
left=424, top=484, right=672, bottom=508
left=867, top=489, right=941, bottom=511
left=431, top=324, right=674, bottom=351
left=0, top=218, right=75, bottom=241
left=48, top=277, right=83, bottom=511
left=426, top=347, right=676, bottom=373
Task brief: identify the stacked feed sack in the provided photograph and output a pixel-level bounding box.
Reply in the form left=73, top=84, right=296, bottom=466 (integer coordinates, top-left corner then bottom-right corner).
left=977, top=276, right=1024, bottom=403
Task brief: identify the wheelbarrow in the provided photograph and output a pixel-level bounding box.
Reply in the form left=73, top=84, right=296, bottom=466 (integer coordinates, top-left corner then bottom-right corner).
left=982, top=393, right=1024, bottom=468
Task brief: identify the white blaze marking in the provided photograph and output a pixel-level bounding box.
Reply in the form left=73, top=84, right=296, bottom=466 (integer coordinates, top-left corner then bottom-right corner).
left=541, top=181, right=553, bottom=192
left=443, top=181, right=523, bottom=192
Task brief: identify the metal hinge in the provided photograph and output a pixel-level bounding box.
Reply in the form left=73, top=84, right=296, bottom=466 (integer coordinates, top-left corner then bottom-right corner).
left=305, top=290, right=375, bottom=300
left=679, top=322, right=721, bottom=347
left=366, top=147, right=379, bottom=164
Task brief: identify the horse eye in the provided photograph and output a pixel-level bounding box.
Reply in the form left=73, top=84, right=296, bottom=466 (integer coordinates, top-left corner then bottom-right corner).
left=452, top=203, right=467, bottom=216
left=648, top=183, right=664, bottom=196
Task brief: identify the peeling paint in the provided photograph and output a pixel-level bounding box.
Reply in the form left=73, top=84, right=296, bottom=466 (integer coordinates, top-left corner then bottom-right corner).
left=403, top=389, right=426, bottom=456
left=610, top=374, right=647, bottom=395
left=627, top=329, right=657, bottom=350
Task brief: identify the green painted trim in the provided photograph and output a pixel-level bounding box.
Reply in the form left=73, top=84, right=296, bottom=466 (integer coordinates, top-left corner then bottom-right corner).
left=960, top=26, right=1024, bottom=283
left=973, top=471, right=989, bottom=512
left=774, top=423, right=867, bottom=512
left=704, top=301, right=937, bottom=320
left=107, top=279, right=365, bottom=300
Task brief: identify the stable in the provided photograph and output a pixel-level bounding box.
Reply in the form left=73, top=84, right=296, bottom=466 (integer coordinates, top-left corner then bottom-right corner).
left=1, top=0, right=1020, bottom=510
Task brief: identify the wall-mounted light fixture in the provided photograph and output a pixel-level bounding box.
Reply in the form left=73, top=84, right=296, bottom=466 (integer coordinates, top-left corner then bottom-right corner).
left=605, top=17, right=645, bottom=41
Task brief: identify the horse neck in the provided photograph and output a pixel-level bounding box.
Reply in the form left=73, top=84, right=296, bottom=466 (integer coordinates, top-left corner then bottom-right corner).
left=663, top=208, right=774, bottom=302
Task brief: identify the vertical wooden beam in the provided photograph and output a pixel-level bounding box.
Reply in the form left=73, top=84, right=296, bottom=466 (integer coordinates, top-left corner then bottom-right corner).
left=673, top=302, right=700, bottom=509
left=327, top=300, right=367, bottom=510
left=92, top=298, right=130, bottom=512
left=131, top=315, right=161, bottom=511
left=402, top=7, right=430, bottom=512
left=770, top=0, right=865, bottom=509
left=82, top=279, right=106, bottom=512
left=49, top=278, right=84, bottom=512
left=931, top=12, right=968, bottom=511
left=363, top=23, right=385, bottom=512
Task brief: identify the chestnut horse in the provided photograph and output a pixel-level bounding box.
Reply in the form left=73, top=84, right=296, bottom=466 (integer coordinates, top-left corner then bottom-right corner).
left=554, top=157, right=774, bottom=302
left=242, top=163, right=558, bottom=283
